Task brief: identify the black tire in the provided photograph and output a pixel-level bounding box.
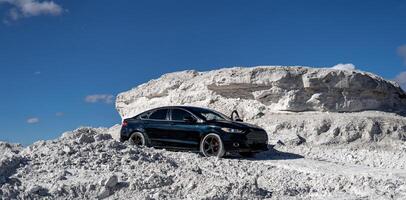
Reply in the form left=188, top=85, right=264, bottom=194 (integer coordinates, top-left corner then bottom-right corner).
left=200, top=133, right=226, bottom=158
left=129, top=132, right=146, bottom=146
left=239, top=152, right=256, bottom=158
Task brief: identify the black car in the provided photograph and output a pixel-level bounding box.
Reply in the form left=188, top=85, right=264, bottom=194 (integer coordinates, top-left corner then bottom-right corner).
left=120, top=106, right=268, bottom=157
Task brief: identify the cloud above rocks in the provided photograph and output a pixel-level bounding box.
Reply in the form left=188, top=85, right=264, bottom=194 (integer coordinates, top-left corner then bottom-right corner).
left=26, top=117, right=39, bottom=124
left=331, top=63, right=357, bottom=71
left=395, top=71, right=406, bottom=90
left=398, top=45, right=406, bottom=65
left=85, top=94, right=114, bottom=104
left=0, top=0, right=63, bottom=22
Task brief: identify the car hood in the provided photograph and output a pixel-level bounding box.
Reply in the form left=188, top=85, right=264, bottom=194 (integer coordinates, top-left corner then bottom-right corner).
left=206, top=120, right=263, bottom=130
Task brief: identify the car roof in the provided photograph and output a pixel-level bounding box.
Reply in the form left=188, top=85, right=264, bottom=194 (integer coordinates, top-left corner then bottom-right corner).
left=149, top=105, right=210, bottom=111
left=130, top=105, right=231, bottom=121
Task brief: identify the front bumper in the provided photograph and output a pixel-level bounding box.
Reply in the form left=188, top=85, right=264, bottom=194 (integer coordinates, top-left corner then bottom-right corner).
left=223, top=129, right=269, bottom=152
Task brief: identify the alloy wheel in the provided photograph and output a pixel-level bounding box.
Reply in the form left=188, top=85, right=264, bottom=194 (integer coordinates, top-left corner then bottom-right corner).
left=130, top=133, right=145, bottom=146
left=202, top=135, right=221, bottom=156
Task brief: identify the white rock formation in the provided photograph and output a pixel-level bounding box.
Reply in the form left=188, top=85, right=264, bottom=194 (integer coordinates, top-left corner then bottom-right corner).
left=116, top=66, right=406, bottom=147
left=116, top=66, right=406, bottom=120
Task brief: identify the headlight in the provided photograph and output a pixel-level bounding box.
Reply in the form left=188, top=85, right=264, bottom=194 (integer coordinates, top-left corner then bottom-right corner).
left=221, top=127, right=244, bottom=133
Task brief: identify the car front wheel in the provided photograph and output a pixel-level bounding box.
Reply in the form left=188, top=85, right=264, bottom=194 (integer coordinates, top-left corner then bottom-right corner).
left=200, top=133, right=225, bottom=158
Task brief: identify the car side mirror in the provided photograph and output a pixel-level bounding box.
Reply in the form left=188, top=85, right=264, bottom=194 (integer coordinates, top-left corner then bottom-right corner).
left=231, top=110, right=243, bottom=122
left=183, top=116, right=197, bottom=123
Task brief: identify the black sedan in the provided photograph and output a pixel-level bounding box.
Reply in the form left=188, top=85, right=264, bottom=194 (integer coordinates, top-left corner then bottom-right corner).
left=120, top=106, right=268, bottom=158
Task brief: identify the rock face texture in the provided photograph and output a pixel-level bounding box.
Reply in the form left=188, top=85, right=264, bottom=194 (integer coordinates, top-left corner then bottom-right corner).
left=0, top=142, right=23, bottom=185
left=259, top=111, right=406, bottom=147
left=116, top=66, right=406, bottom=120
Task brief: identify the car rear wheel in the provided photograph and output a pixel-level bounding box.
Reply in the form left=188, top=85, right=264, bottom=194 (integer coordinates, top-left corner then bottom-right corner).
left=129, top=132, right=146, bottom=146
left=200, top=133, right=225, bottom=158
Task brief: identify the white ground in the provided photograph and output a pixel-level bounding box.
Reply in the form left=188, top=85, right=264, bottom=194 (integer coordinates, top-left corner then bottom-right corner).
left=1, top=125, right=406, bottom=199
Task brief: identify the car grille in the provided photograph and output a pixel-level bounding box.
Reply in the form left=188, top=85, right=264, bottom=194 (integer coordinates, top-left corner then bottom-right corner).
left=246, top=130, right=268, bottom=142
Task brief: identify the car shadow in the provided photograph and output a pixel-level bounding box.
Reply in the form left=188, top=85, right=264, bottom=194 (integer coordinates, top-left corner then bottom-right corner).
left=225, top=146, right=304, bottom=161
left=255, top=147, right=304, bottom=160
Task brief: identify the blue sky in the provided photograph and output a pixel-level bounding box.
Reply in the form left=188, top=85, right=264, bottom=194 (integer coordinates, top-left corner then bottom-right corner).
left=0, top=0, right=405, bottom=145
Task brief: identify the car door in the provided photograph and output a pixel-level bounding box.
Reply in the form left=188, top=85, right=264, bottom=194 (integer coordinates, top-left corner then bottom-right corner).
left=144, top=108, right=172, bottom=147
left=167, top=108, right=202, bottom=149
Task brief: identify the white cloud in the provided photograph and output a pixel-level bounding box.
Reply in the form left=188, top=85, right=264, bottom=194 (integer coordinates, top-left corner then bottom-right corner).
left=55, top=112, right=64, bottom=117
left=0, top=0, right=63, bottom=22
left=395, top=71, right=406, bottom=89
left=26, top=117, right=39, bottom=124
left=85, top=94, right=114, bottom=104
left=34, top=71, right=41, bottom=75
left=398, top=45, right=406, bottom=65
left=331, top=63, right=356, bottom=71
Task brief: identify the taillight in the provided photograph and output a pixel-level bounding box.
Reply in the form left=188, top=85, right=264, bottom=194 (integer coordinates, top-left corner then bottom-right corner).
left=122, top=120, right=128, bottom=127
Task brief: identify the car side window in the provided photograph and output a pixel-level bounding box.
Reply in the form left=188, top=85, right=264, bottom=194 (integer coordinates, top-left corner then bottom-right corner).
left=171, top=109, right=194, bottom=121
left=200, top=113, right=223, bottom=121
left=148, top=109, right=168, bottom=120
left=137, top=112, right=149, bottom=120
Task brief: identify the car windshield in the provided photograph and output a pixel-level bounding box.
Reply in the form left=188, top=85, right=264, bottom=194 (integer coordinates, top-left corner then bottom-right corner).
left=188, top=107, right=231, bottom=121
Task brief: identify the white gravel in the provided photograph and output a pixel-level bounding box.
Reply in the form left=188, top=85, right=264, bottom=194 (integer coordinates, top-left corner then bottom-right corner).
left=1, top=127, right=406, bottom=199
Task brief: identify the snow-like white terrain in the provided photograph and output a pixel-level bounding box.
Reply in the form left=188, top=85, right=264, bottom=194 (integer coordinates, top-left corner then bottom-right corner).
left=1, top=66, right=406, bottom=199
left=1, top=127, right=406, bottom=199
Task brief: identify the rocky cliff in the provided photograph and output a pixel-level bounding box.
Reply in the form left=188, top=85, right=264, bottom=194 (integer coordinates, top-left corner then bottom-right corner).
left=116, top=66, right=406, bottom=120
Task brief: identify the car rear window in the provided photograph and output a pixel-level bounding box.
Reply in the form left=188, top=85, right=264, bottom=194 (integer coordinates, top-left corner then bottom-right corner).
left=137, top=112, right=149, bottom=120
left=149, top=109, right=168, bottom=120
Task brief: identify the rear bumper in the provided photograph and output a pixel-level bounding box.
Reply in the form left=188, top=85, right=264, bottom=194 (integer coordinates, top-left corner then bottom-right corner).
left=119, top=127, right=130, bottom=142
